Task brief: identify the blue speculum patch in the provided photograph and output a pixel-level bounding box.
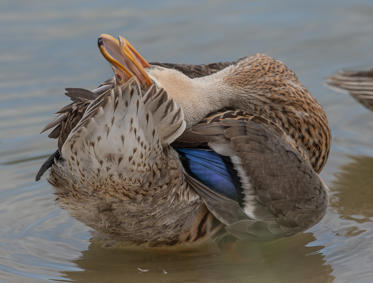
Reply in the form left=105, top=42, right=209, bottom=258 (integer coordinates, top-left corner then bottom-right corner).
left=175, top=148, right=238, bottom=200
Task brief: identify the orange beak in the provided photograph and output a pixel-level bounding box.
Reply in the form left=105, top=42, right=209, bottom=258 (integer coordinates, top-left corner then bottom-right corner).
left=98, top=34, right=152, bottom=87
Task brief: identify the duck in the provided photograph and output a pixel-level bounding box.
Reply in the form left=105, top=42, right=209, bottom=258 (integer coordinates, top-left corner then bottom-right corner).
left=36, top=34, right=330, bottom=247
left=327, top=68, right=373, bottom=111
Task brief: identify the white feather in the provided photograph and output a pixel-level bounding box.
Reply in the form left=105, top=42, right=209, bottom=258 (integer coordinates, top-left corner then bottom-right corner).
left=230, top=155, right=257, bottom=220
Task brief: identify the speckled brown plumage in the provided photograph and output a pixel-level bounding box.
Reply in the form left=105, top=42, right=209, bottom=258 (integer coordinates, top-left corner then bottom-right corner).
left=221, top=54, right=330, bottom=173
left=47, top=78, right=218, bottom=246
left=38, top=53, right=330, bottom=246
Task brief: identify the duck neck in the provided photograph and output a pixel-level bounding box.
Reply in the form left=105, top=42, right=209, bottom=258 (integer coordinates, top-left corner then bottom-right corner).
left=149, top=67, right=236, bottom=127
left=188, top=74, right=236, bottom=126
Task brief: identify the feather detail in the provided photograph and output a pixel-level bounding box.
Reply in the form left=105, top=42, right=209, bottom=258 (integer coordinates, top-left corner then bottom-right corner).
left=182, top=115, right=328, bottom=239
left=175, top=148, right=239, bottom=200
left=40, top=113, right=68, bottom=134
left=65, top=88, right=97, bottom=102
left=142, top=86, right=186, bottom=145
left=35, top=150, right=59, bottom=181
left=47, top=124, right=61, bottom=139
left=60, top=78, right=186, bottom=183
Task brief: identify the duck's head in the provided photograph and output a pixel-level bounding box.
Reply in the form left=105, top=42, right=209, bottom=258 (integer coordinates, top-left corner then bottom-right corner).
left=98, top=34, right=238, bottom=126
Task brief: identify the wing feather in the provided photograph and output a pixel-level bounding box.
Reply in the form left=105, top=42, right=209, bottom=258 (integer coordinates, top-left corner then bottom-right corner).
left=183, top=115, right=328, bottom=239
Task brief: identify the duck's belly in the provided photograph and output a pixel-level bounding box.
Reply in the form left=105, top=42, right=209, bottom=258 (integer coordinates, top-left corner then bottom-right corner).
left=48, top=163, right=220, bottom=246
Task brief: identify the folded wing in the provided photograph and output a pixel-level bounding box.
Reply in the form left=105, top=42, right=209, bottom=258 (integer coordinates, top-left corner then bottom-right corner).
left=176, top=113, right=328, bottom=240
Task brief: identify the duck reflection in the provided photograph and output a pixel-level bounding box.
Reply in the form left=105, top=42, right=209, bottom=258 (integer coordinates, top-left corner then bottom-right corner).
left=63, top=233, right=333, bottom=283
left=331, top=155, right=373, bottom=224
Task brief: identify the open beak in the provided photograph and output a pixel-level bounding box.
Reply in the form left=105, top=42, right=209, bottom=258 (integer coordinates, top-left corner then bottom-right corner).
left=98, top=34, right=152, bottom=87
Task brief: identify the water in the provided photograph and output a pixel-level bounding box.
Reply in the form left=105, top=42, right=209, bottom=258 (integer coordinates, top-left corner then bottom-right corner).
left=1, top=0, right=373, bottom=282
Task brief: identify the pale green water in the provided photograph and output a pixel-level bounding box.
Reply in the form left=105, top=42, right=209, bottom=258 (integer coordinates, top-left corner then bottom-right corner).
left=1, top=0, right=373, bottom=282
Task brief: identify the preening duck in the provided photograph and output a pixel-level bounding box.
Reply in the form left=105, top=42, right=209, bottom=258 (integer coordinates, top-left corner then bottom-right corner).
left=37, top=34, right=330, bottom=246
left=327, top=68, right=373, bottom=111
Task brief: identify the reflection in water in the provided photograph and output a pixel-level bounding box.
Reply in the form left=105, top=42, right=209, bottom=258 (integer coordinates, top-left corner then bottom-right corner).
left=2, top=0, right=373, bottom=281
left=331, top=155, right=373, bottom=222
left=65, top=234, right=333, bottom=283
left=316, top=155, right=373, bottom=282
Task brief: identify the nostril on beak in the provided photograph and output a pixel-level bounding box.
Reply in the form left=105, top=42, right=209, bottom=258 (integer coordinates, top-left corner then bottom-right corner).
left=97, top=37, right=104, bottom=47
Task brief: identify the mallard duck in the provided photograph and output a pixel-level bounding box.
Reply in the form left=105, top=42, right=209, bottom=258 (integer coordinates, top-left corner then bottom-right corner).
left=37, top=34, right=330, bottom=246
left=327, top=69, right=373, bottom=111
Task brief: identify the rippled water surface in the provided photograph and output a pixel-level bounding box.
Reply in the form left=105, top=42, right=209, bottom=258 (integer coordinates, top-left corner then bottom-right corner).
left=1, top=0, right=373, bottom=282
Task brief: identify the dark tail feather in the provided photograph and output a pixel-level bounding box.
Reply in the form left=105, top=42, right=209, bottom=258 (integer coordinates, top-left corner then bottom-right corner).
left=35, top=150, right=60, bottom=181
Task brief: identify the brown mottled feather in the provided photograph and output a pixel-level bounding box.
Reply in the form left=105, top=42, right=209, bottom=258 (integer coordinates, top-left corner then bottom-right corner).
left=153, top=55, right=330, bottom=173
left=38, top=54, right=330, bottom=245
left=223, top=54, right=330, bottom=173
left=37, top=61, right=233, bottom=180
left=47, top=79, right=211, bottom=246
left=183, top=115, right=327, bottom=239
